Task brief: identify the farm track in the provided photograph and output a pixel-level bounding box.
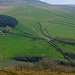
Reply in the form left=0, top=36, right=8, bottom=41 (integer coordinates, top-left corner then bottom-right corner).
left=12, top=27, right=45, bottom=40
left=20, top=22, right=46, bottom=39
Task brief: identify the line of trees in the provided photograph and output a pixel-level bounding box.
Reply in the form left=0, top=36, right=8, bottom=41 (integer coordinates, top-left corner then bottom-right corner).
left=0, top=15, right=18, bottom=27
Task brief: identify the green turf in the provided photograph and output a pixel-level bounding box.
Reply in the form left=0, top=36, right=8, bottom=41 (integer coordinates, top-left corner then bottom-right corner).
left=41, top=22, right=75, bottom=39
left=0, top=35, right=64, bottom=60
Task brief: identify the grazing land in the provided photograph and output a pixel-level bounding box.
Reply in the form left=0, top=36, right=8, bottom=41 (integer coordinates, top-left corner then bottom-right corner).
left=0, top=5, right=75, bottom=62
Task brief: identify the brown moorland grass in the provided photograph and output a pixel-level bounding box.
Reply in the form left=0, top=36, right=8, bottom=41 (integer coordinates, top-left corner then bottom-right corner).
left=0, top=59, right=75, bottom=73
left=0, top=69, right=75, bottom=75
left=0, top=6, right=13, bottom=14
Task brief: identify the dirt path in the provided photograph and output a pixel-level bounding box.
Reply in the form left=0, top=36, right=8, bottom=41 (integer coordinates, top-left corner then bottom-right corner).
left=20, top=22, right=46, bottom=39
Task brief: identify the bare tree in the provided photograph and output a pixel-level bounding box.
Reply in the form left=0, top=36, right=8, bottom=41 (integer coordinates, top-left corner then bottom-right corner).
left=33, top=35, right=39, bottom=40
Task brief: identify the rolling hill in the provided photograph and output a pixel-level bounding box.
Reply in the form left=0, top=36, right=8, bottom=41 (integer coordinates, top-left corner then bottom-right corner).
left=0, top=0, right=49, bottom=6
left=0, top=0, right=75, bottom=65
left=0, top=5, right=75, bottom=62
left=0, top=0, right=75, bottom=74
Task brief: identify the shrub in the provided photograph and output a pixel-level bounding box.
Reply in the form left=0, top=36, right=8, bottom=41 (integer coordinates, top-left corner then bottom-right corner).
left=14, top=62, right=44, bottom=71
left=37, top=59, right=75, bottom=72
left=65, top=52, right=75, bottom=60
left=13, top=54, right=43, bottom=62
left=15, top=62, right=35, bottom=70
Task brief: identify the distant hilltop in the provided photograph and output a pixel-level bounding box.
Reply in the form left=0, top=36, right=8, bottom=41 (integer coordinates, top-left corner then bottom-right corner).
left=0, top=0, right=49, bottom=6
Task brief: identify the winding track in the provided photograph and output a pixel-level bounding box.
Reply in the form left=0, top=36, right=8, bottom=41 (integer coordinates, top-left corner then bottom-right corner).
left=20, top=22, right=46, bottom=39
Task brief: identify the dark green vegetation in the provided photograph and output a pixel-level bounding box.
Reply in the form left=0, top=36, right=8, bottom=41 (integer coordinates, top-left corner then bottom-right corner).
left=65, top=53, right=75, bottom=60
left=0, top=5, right=75, bottom=63
left=13, top=54, right=43, bottom=62
left=0, top=15, right=18, bottom=27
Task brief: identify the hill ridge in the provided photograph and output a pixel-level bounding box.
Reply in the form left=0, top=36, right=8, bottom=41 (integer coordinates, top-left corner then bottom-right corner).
left=0, top=0, right=49, bottom=6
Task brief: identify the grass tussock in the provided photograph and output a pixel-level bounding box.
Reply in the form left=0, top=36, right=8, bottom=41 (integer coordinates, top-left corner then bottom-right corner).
left=0, top=69, right=75, bottom=75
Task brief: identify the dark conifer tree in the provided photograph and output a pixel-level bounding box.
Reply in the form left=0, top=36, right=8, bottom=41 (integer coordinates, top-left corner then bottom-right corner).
left=0, top=15, right=18, bottom=27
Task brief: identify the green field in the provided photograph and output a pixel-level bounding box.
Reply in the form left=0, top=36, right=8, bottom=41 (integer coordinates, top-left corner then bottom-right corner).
left=0, top=5, right=75, bottom=61
left=0, top=35, right=64, bottom=60
left=41, top=22, right=75, bottom=38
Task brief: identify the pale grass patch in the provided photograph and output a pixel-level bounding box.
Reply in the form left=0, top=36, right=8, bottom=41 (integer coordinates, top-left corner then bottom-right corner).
left=0, top=6, right=13, bottom=14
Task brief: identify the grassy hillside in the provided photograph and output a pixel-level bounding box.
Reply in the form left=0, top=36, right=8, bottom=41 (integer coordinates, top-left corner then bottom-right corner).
left=0, top=5, right=75, bottom=61
left=41, top=22, right=75, bottom=39
left=0, top=35, right=64, bottom=60
left=0, top=0, right=49, bottom=6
